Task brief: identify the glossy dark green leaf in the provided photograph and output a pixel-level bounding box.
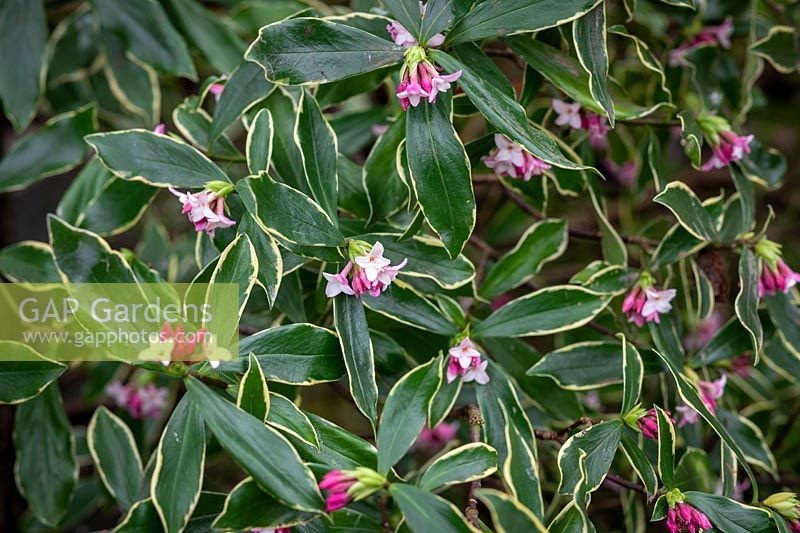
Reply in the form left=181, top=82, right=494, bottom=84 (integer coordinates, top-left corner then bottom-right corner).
left=247, top=109, right=273, bottom=174
left=0, top=105, right=95, bottom=193
left=558, top=419, right=623, bottom=496
left=684, top=492, right=774, bottom=533
left=621, top=340, right=644, bottom=415
left=482, top=337, right=584, bottom=421
left=237, top=354, right=270, bottom=422
left=377, top=357, right=441, bottom=474
left=0, top=343, right=66, bottom=404
left=237, top=173, right=345, bottom=247
left=717, top=409, right=777, bottom=475
left=674, top=448, right=714, bottom=493
left=364, top=119, right=409, bottom=222
left=267, top=392, right=319, bottom=448
left=100, top=31, right=159, bottom=124
left=420, top=442, right=498, bottom=491
left=239, top=214, right=282, bottom=308
left=354, top=233, right=474, bottom=290
left=765, top=292, right=800, bottom=357
left=162, top=0, right=245, bottom=73
left=173, top=105, right=241, bottom=159
left=58, top=158, right=157, bottom=237
left=246, top=18, right=404, bottom=85
left=363, top=282, right=459, bottom=336
left=152, top=396, right=206, bottom=533
left=502, top=406, right=544, bottom=518
left=86, top=129, right=230, bottom=188
left=657, top=0, right=696, bottom=8
left=88, top=407, right=143, bottom=510
left=56, top=158, right=112, bottom=224
left=210, top=59, right=275, bottom=144
left=619, top=431, right=658, bottom=495
left=655, top=406, right=676, bottom=488
left=292, top=412, right=377, bottom=470
left=333, top=295, right=378, bottom=424
left=506, top=36, right=666, bottom=121
left=653, top=182, right=718, bottom=241
left=13, top=383, right=77, bottom=526
left=527, top=341, right=623, bottom=390
left=212, top=478, right=313, bottom=530
left=480, top=219, right=567, bottom=298
left=406, top=95, right=474, bottom=258
left=261, top=88, right=308, bottom=192
left=0, top=241, right=59, bottom=283
left=573, top=3, right=614, bottom=125
left=649, top=314, right=686, bottom=368
left=420, top=0, right=465, bottom=43
left=751, top=26, right=799, bottom=74
left=185, top=376, right=325, bottom=512
left=651, top=224, right=705, bottom=270
left=90, top=0, right=196, bottom=79
left=473, top=286, right=611, bottom=338
left=652, top=349, right=760, bottom=497
left=296, top=90, right=339, bottom=219
left=0, top=0, right=47, bottom=130
left=224, top=324, right=345, bottom=385
left=476, top=489, right=548, bottom=533
left=735, top=249, right=763, bottom=363
left=389, top=484, right=473, bottom=533
left=447, top=0, right=602, bottom=45
left=450, top=42, right=516, bottom=99
left=432, top=51, right=586, bottom=171
left=677, top=111, right=704, bottom=168
left=48, top=216, right=139, bottom=286
left=383, top=0, right=422, bottom=36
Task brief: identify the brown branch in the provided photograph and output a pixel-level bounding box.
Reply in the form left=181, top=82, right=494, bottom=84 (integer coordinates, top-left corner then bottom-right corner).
left=604, top=473, right=647, bottom=495
left=379, top=494, right=393, bottom=533
left=462, top=404, right=484, bottom=527
left=501, top=185, right=656, bottom=249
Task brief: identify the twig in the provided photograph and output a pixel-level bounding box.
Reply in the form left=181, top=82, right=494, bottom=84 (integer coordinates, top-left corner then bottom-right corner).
left=462, top=404, right=484, bottom=527
left=379, top=494, right=392, bottom=533
left=604, top=473, right=647, bottom=495
left=501, top=186, right=656, bottom=249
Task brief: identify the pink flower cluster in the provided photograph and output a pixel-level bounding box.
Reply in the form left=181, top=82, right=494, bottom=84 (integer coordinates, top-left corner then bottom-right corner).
left=397, top=59, right=461, bottom=110
left=666, top=502, right=713, bottom=533
left=552, top=99, right=611, bottom=150
left=319, top=470, right=357, bottom=512
left=105, top=380, right=168, bottom=419
left=252, top=528, right=290, bottom=533
left=700, top=129, right=754, bottom=171
left=169, top=187, right=235, bottom=237
left=676, top=374, right=727, bottom=426
left=446, top=338, right=489, bottom=385
left=324, top=242, right=407, bottom=299
left=386, top=2, right=445, bottom=48
left=622, top=285, right=677, bottom=327
left=415, top=421, right=459, bottom=451
left=792, top=520, right=800, bottom=533
left=759, top=259, right=800, bottom=297
left=669, top=17, right=734, bottom=66
left=482, top=134, right=551, bottom=181
left=637, top=408, right=674, bottom=439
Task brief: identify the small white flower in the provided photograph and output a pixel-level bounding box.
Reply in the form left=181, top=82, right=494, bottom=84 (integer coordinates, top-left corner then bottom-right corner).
left=354, top=242, right=392, bottom=282
left=641, top=288, right=677, bottom=317
left=552, top=99, right=583, bottom=129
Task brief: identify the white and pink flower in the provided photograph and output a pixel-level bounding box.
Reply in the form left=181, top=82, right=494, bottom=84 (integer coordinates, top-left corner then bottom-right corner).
left=622, top=277, right=676, bottom=327
left=676, top=374, right=727, bottom=426
left=482, top=134, right=551, bottom=181
left=552, top=99, right=611, bottom=150
left=169, top=187, right=235, bottom=237
left=323, top=242, right=407, bottom=299
left=446, top=337, right=490, bottom=385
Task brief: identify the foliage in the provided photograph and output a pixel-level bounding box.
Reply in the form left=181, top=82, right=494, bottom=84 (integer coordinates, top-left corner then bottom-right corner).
left=1, top=0, right=800, bottom=531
